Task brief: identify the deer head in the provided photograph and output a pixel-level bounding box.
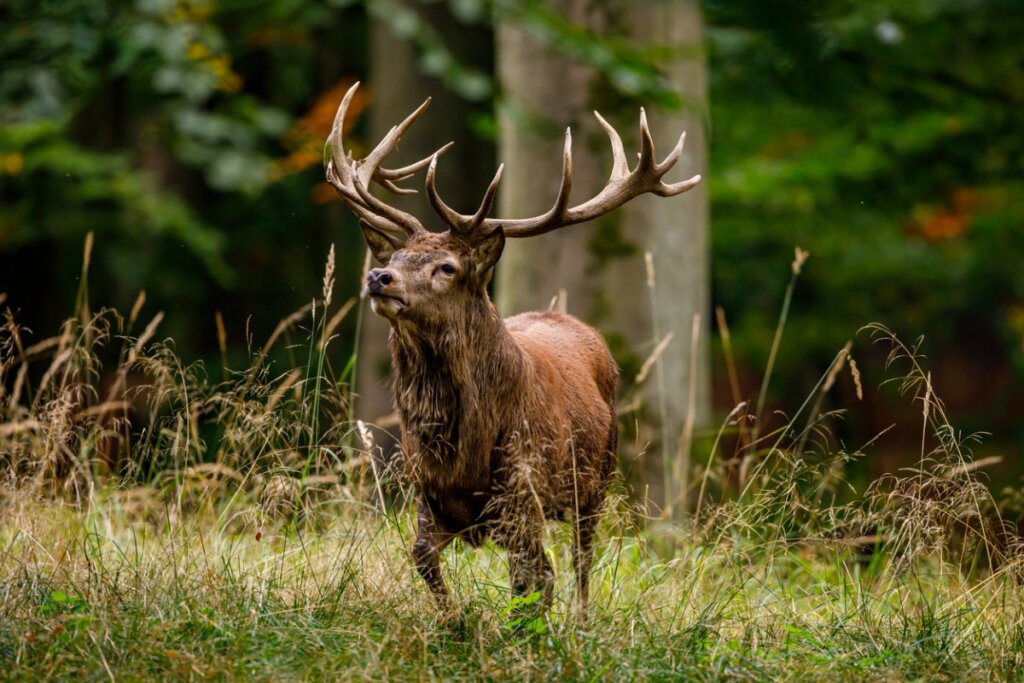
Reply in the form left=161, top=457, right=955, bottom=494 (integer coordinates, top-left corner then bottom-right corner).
left=323, top=82, right=701, bottom=331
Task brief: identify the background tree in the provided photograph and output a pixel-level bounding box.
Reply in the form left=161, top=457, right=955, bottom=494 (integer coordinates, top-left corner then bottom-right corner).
left=2, top=0, right=1023, bottom=490
left=704, top=0, right=1024, bottom=475
left=495, top=0, right=709, bottom=513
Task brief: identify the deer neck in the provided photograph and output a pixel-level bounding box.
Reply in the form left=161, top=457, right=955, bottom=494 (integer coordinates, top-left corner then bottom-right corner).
left=388, top=298, right=523, bottom=479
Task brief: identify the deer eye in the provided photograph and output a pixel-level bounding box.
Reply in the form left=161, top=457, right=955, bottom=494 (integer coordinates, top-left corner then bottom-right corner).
left=440, top=263, right=456, bottom=275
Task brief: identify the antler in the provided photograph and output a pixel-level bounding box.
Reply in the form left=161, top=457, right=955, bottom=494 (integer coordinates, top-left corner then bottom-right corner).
left=426, top=109, right=701, bottom=240
left=324, top=82, right=452, bottom=236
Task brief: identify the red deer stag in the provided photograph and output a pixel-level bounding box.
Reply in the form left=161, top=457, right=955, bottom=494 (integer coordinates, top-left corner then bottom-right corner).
left=324, top=83, right=700, bottom=614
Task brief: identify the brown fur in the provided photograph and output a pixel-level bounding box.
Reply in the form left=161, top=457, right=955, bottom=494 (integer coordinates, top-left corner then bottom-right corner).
left=362, top=229, right=618, bottom=612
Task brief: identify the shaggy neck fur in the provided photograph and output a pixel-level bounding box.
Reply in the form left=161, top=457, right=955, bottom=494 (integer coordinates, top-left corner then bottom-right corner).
left=388, top=295, right=525, bottom=490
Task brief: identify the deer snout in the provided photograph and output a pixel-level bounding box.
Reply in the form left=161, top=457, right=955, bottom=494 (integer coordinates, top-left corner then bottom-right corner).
left=366, top=266, right=401, bottom=299
left=367, top=268, right=397, bottom=295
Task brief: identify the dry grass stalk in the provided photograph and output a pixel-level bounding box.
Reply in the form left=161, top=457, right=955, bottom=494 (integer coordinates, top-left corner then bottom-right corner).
left=262, top=303, right=313, bottom=356
left=635, top=332, right=673, bottom=385
left=4, top=308, right=27, bottom=360
left=715, top=306, right=743, bottom=409
left=266, top=369, right=303, bottom=412
left=215, top=310, right=228, bottom=368
left=14, top=335, right=62, bottom=364
left=675, top=312, right=702, bottom=514
left=128, top=290, right=146, bottom=328
left=36, top=348, right=74, bottom=399
left=945, top=454, right=1003, bottom=478
left=359, top=249, right=372, bottom=299
left=792, top=246, right=809, bottom=274
left=0, top=420, right=45, bottom=436
left=82, top=231, right=94, bottom=276
left=323, top=243, right=336, bottom=308
left=80, top=401, right=131, bottom=419
left=370, top=411, right=402, bottom=429
left=130, top=312, right=164, bottom=365
left=849, top=357, right=863, bottom=400
left=9, top=364, right=27, bottom=407
left=821, top=342, right=852, bottom=394
left=318, top=296, right=357, bottom=351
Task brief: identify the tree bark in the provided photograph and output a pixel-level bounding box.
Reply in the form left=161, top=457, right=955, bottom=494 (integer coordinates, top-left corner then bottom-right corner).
left=495, top=0, right=709, bottom=514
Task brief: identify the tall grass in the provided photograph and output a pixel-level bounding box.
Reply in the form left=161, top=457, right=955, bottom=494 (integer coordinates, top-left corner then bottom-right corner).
left=1, top=237, right=1023, bottom=680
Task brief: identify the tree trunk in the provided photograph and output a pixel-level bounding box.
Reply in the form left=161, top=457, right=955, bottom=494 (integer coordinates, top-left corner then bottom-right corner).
left=495, top=0, right=709, bottom=515
left=357, top=4, right=494, bottom=435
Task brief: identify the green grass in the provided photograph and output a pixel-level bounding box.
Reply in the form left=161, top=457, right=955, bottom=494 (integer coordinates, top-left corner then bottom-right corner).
left=3, top=237, right=1024, bottom=680
left=2, top=484, right=1023, bottom=681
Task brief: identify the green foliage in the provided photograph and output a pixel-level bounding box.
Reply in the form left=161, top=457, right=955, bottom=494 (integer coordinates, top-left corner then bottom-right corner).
left=493, top=0, right=687, bottom=110
left=2, top=342, right=1023, bottom=679
left=705, top=0, right=1024, bottom=414
left=3, top=0, right=1023, bottom=453
left=372, top=0, right=492, bottom=101
left=3, top=230, right=1023, bottom=680
left=1, top=0, right=366, bottom=339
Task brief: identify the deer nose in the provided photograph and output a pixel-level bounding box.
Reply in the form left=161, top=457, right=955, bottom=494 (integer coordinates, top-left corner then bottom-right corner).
left=367, top=268, right=395, bottom=293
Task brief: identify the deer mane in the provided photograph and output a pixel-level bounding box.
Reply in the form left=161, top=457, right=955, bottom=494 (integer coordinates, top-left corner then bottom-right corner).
left=389, top=302, right=521, bottom=489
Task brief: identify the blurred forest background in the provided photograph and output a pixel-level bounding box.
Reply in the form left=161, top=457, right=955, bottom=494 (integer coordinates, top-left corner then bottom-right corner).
left=2, top=0, right=1023, bottom=497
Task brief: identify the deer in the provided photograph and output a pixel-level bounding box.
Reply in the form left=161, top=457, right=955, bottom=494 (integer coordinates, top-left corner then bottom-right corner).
left=323, top=83, right=700, bottom=616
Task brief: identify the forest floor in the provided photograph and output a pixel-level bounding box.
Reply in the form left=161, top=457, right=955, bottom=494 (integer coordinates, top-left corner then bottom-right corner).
left=2, top=483, right=1022, bottom=682
left=3, top=245, right=1022, bottom=680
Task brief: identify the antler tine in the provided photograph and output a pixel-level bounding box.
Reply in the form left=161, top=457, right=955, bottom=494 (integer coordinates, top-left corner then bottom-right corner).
left=653, top=131, right=701, bottom=196
left=351, top=166, right=427, bottom=235
left=594, top=111, right=629, bottom=181
left=426, top=129, right=574, bottom=240
left=480, top=110, right=699, bottom=239
left=326, top=160, right=406, bottom=236
left=534, top=128, right=576, bottom=227
left=656, top=130, right=686, bottom=175
left=377, top=142, right=454, bottom=182
left=426, top=159, right=506, bottom=237
left=357, top=96, right=432, bottom=190
left=655, top=170, right=702, bottom=197
left=425, top=154, right=467, bottom=231
left=375, top=141, right=455, bottom=195
left=325, top=82, right=360, bottom=186
left=325, top=81, right=442, bottom=235
left=637, top=108, right=657, bottom=172
left=465, top=163, right=504, bottom=235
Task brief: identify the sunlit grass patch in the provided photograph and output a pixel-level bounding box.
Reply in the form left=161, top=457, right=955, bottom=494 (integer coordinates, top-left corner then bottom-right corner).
left=3, top=236, right=1024, bottom=680
left=2, top=485, right=1023, bottom=681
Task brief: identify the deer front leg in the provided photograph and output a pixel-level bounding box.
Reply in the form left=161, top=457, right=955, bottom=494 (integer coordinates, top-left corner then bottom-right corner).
left=507, top=535, right=554, bottom=612
left=412, top=498, right=453, bottom=607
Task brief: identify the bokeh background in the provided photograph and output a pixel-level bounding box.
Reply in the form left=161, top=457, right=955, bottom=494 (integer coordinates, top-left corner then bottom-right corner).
left=2, top=0, right=1023, bottom=495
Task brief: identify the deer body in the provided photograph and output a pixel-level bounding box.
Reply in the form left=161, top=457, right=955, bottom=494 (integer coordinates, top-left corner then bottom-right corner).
left=323, top=82, right=700, bottom=613
left=366, top=232, right=617, bottom=607
left=394, top=307, right=618, bottom=507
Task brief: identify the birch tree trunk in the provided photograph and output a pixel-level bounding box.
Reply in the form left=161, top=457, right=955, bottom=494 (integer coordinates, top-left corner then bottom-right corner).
left=495, top=0, right=709, bottom=514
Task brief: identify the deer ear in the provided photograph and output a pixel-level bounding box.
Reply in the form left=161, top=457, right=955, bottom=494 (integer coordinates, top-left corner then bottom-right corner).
left=471, top=228, right=505, bottom=286
left=360, top=220, right=404, bottom=263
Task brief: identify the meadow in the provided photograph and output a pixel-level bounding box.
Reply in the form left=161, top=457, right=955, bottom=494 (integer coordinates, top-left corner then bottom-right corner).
left=2, top=239, right=1022, bottom=681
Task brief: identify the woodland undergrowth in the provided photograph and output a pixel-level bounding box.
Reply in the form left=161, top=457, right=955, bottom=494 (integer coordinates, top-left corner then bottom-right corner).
left=1, top=237, right=1023, bottom=681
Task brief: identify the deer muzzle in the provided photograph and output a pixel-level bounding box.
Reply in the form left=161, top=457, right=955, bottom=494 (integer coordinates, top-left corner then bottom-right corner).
left=366, top=268, right=407, bottom=315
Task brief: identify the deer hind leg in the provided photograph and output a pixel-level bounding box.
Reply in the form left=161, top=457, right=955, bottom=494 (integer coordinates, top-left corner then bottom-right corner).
left=572, top=511, right=600, bottom=617
left=573, top=422, right=615, bottom=617
left=412, top=499, right=453, bottom=607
